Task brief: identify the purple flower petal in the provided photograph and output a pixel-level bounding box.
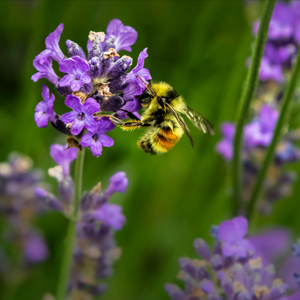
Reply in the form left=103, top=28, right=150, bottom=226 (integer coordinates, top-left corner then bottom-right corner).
left=99, top=134, right=114, bottom=147
left=82, top=98, right=100, bottom=115
left=90, top=140, right=103, bottom=157
left=31, top=50, right=59, bottom=85
left=106, top=19, right=137, bottom=52
left=83, top=115, right=98, bottom=133
left=34, top=110, right=49, bottom=128
left=50, top=144, right=78, bottom=175
left=45, top=23, right=65, bottom=62
left=80, top=132, right=92, bottom=147
left=59, top=74, right=74, bottom=87
left=106, top=172, right=128, bottom=196
left=65, top=95, right=82, bottom=112
left=93, top=203, right=126, bottom=230
left=61, top=111, right=77, bottom=124
left=71, top=118, right=85, bottom=135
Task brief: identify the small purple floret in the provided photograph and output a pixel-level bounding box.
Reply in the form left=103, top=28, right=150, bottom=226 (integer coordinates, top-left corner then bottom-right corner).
left=59, top=56, right=91, bottom=92
left=218, top=216, right=255, bottom=258
left=31, top=50, right=59, bottom=85
left=106, top=172, right=128, bottom=197
left=216, top=123, right=235, bottom=161
left=50, top=144, right=78, bottom=176
left=45, top=23, right=65, bottom=62
left=106, top=19, right=138, bottom=52
left=80, top=117, right=115, bottom=157
left=61, top=95, right=100, bottom=135
left=34, top=84, right=55, bottom=128
left=123, top=48, right=152, bottom=101
left=245, top=105, right=278, bottom=148
left=92, top=203, right=126, bottom=230
left=24, top=234, right=48, bottom=263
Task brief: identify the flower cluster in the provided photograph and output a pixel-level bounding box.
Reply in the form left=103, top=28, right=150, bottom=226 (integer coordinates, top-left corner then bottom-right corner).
left=216, top=103, right=300, bottom=214
left=0, top=153, right=48, bottom=270
left=254, top=1, right=300, bottom=82
left=32, top=19, right=151, bottom=157
left=35, top=144, right=128, bottom=298
left=165, top=216, right=290, bottom=300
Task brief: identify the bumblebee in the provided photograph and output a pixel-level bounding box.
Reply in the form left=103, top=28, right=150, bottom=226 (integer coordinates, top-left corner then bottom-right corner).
left=109, top=77, right=215, bottom=154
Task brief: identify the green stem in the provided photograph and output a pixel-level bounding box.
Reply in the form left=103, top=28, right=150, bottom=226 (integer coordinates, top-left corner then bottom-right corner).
left=232, top=0, right=276, bottom=216
left=56, top=148, right=85, bottom=300
left=247, top=47, right=300, bottom=222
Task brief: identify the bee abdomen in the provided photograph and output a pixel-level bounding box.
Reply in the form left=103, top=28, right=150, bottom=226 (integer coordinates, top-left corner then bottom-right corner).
left=138, top=127, right=180, bottom=154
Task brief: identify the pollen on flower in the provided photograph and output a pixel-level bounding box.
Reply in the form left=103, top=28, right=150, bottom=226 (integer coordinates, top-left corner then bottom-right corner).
left=104, top=48, right=120, bottom=59
left=254, top=285, right=270, bottom=298
left=88, top=31, right=105, bottom=42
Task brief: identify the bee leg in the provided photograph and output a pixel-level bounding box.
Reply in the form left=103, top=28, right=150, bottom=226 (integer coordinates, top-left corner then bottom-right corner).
left=119, top=109, right=140, bottom=121
left=94, top=113, right=112, bottom=121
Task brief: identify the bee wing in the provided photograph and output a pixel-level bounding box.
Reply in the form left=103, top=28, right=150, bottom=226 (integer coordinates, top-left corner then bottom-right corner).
left=164, top=101, right=194, bottom=147
left=183, top=106, right=215, bottom=135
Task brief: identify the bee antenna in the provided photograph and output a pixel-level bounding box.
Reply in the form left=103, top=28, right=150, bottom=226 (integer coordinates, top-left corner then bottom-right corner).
left=136, top=75, right=156, bottom=98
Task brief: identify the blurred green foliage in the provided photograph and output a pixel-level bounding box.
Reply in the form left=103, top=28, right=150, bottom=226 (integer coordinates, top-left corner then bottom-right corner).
left=0, top=1, right=299, bottom=300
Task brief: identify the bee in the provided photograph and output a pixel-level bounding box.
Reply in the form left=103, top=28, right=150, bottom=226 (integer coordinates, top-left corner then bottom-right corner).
left=108, top=76, right=215, bottom=154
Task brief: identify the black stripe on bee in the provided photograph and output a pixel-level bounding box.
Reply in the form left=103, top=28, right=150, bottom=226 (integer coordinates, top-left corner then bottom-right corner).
left=165, top=89, right=179, bottom=102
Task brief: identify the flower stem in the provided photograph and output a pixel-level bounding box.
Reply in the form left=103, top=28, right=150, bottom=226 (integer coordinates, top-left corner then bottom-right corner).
left=247, top=47, right=300, bottom=222
left=232, top=0, right=276, bottom=216
left=56, top=147, right=85, bottom=300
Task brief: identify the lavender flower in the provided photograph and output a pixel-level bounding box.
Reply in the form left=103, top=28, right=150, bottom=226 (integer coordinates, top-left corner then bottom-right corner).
left=216, top=104, right=300, bottom=215
left=166, top=217, right=289, bottom=300
left=253, top=1, right=300, bottom=82
left=34, top=84, right=55, bottom=128
left=219, top=216, right=255, bottom=258
left=80, top=117, right=115, bottom=157
left=32, top=20, right=152, bottom=157
left=59, top=56, right=91, bottom=92
left=35, top=144, right=128, bottom=297
left=0, top=153, right=48, bottom=268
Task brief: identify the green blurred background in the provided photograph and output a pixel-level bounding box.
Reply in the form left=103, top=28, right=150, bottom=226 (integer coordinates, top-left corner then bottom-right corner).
left=0, top=1, right=299, bottom=299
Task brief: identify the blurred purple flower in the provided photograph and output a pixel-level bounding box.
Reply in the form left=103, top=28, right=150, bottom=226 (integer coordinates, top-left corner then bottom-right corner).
left=59, top=56, right=91, bottom=92
left=34, top=84, right=55, bottom=128
left=93, top=203, right=126, bottom=231
left=245, top=105, right=279, bottom=148
left=259, top=57, right=284, bottom=82
left=80, top=117, right=115, bottom=157
left=50, top=144, right=78, bottom=176
left=106, top=172, right=128, bottom=197
left=218, top=216, right=255, bottom=258
left=61, top=95, right=100, bottom=135
left=216, top=123, right=235, bottom=161
left=24, top=234, right=48, bottom=263
left=106, top=19, right=137, bottom=52
left=253, top=1, right=300, bottom=82
left=249, top=228, right=291, bottom=266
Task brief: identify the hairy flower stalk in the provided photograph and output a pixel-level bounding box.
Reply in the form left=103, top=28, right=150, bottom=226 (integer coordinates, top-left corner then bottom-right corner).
left=35, top=144, right=128, bottom=299
left=233, top=0, right=276, bottom=215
